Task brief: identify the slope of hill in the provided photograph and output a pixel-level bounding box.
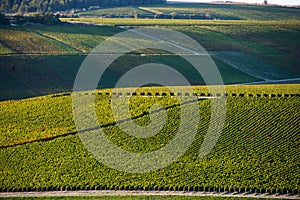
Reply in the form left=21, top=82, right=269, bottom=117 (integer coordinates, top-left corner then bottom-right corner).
left=0, top=2, right=300, bottom=197
left=75, top=3, right=300, bottom=20
left=0, top=85, right=299, bottom=194
left=141, top=3, right=300, bottom=20
left=1, top=19, right=300, bottom=101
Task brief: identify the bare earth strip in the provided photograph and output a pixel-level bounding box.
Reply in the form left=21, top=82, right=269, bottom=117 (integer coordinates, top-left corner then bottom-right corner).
left=0, top=190, right=299, bottom=199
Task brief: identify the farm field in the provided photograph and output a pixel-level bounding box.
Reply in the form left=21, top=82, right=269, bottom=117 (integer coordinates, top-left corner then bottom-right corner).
left=0, top=26, right=72, bottom=54
left=1, top=19, right=300, bottom=101
left=1, top=3, right=300, bottom=198
left=0, top=85, right=299, bottom=193
left=76, top=4, right=300, bottom=20
left=141, top=3, right=300, bottom=20
left=0, top=53, right=260, bottom=101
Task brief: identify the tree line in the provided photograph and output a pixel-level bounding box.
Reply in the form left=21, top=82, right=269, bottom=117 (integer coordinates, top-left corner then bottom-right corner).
left=0, top=0, right=166, bottom=13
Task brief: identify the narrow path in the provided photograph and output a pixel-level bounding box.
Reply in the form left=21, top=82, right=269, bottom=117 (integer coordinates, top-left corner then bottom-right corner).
left=211, top=54, right=270, bottom=82
left=235, top=77, right=300, bottom=85
left=0, top=190, right=299, bottom=199
left=119, top=26, right=203, bottom=55
left=25, top=26, right=84, bottom=54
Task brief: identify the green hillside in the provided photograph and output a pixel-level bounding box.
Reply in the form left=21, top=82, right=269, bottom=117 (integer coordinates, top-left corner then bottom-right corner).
left=141, top=3, right=300, bottom=20
left=1, top=19, right=300, bottom=101
left=75, top=3, right=300, bottom=20
left=1, top=85, right=299, bottom=193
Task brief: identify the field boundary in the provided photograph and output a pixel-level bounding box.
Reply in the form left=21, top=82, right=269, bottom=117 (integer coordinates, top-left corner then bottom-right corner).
left=53, top=92, right=300, bottom=98
left=0, top=190, right=299, bottom=199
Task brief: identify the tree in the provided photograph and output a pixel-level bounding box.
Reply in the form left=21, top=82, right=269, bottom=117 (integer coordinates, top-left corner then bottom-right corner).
left=0, top=12, right=10, bottom=24
left=263, top=0, right=268, bottom=4
left=1, top=0, right=167, bottom=12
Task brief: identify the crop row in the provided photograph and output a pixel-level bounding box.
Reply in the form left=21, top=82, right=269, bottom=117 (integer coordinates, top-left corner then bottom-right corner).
left=71, top=3, right=300, bottom=21
left=1, top=84, right=299, bottom=146
left=54, top=91, right=300, bottom=98
left=30, top=25, right=122, bottom=53
left=1, top=93, right=299, bottom=193
left=0, top=185, right=298, bottom=196
left=0, top=26, right=70, bottom=54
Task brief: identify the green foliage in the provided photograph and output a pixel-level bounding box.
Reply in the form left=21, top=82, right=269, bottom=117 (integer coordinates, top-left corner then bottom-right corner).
left=0, top=0, right=166, bottom=13
left=27, top=12, right=61, bottom=24
left=0, top=43, right=13, bottom=54
left=0, top=12, right=9, bottom=25
left=0, top=3, right=299, bottom=195
left=78, top=7, right=151, bottom=17
left=5, top=13, right=61, bottom=25
left=0, top=85, right=299, bottom=193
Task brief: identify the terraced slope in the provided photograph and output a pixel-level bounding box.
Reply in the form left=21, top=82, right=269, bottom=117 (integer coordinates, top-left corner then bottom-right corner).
left=1, top=85, right=299, bottom=194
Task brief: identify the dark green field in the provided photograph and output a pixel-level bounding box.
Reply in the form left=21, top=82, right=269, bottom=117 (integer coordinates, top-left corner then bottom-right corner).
left=1, top=19, right=300, bottom=101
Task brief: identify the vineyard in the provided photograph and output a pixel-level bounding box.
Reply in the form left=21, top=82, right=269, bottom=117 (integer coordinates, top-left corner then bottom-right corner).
left=29, top=25, right=123, bottom=53
left=75, top=3, right=300, bottom=20
left=1, top=3, right=300, bottom=198
left=141, top=3, right=300, bottom=20
left=0, top=26, right=71, bottom=54
left=1, top=20, right=300, bottom=101
left=1, top=85, right=299, bottom=195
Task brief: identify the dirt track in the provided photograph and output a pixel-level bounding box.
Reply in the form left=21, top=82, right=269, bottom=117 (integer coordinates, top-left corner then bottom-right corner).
left=0, top=190, right=299, bottom=199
